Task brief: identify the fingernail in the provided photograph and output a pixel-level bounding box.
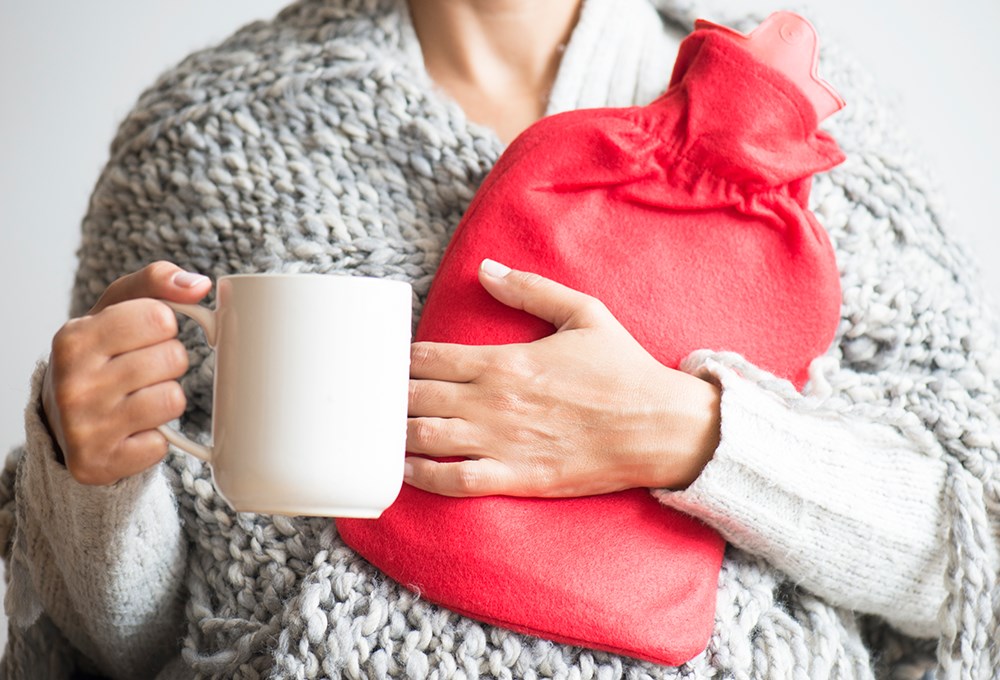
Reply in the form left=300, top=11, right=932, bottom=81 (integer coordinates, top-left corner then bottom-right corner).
left=403, top=461, right=414, bottom=480
left=481, top=259, right=512, bottom=279
left=173, top=271, right=209, bottom=288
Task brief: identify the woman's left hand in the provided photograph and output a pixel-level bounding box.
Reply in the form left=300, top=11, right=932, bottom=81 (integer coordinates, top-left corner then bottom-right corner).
left=405, top=259, right=721, bottom=498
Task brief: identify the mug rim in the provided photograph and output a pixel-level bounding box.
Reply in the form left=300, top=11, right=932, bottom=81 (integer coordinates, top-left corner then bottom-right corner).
left=218, top=273, right=412, bottom=289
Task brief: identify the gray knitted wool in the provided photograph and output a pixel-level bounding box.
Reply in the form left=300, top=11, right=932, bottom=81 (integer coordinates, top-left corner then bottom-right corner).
left=1, top=0, right=998, bottom=678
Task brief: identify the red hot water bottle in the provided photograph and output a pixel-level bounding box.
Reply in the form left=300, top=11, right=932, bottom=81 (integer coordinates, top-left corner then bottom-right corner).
left=339, top=13, right=846, bottom=666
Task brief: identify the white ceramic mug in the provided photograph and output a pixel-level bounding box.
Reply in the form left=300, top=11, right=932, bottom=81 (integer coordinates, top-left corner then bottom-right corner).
left=158, top=273, right=412, bottom=518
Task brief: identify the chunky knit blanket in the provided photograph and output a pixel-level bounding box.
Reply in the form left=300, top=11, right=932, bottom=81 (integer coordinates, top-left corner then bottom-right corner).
left=2, top=0, right=998, bottom=678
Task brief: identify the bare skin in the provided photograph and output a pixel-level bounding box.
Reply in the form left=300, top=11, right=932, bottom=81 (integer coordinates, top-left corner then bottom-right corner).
left=43, top=1, right=721, bottom=493
left=407, top=0, right=579, bottom=144
left=42, top=262, right=213, bottom=485
left=404, top=260, right=721, bottom=497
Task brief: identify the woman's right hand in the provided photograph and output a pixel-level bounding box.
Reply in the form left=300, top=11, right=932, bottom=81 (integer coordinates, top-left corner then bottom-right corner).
left=42, top=261, right=213, bottom=485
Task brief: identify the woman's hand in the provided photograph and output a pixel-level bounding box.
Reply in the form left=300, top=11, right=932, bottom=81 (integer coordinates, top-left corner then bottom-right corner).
left=41, top=261, right=212, bottom=485
left=405, top=259, right=721, bottom=497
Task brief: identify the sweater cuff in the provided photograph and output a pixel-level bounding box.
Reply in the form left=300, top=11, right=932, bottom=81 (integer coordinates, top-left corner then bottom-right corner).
left=9, top=361, right=186, bottom=676
left=654, top=353, right=949, bottom=639
left=20, top=361, right=164, bottom=521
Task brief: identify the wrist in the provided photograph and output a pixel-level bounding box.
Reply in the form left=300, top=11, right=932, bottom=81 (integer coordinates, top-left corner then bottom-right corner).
left=646, top=369, right=721, bottom=490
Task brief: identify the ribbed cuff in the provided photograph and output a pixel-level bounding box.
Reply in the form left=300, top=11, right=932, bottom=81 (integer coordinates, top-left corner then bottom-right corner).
left=654, top=353, right=949, bottom=638
left=11, top=360, right=187, bottom=677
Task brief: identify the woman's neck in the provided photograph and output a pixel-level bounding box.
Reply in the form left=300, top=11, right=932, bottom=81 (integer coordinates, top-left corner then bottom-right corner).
left=407, top=0, right=581, bottom=143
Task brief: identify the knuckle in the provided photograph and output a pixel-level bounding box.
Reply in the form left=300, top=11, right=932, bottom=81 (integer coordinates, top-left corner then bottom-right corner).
left=531, top=460, right=560, bottom=493
left=454, top=466, right=482, bottom=495
left=145, top=436, right=170, bottom=465
left=162, top=382, right=187, bottom=419
left=96, top=263, right=171, bottom=310
left=51, top=319, right=90, bottom=363
left=516, top=271, right=546, bottom=292
left=410, top=342, right=435, bottom=371
left=580, top=297, right=609, bottom=319
left=163, top=340, right=190, bottom=376
left=407, top=380, right=428, bottom=408
left=53, top=377, right=90, bottom=416
left=144, top=301, right=179, bottom=337
left=151, top=433, right=170, bottom=459
left=411, top=419, right=440, bottom=448
left=494, top=350, right=539, bottom=384
left=145, top=260, right=179, bottom=289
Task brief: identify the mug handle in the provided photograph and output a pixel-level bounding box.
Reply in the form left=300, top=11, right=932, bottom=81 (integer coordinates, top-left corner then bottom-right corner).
left=156, top=301, right=218, bottom=463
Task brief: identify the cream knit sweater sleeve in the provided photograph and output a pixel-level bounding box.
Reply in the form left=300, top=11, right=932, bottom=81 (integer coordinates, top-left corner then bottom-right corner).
left=658, top=353, right=952, bottom=640
left=1, top=363, right=188, bottom=679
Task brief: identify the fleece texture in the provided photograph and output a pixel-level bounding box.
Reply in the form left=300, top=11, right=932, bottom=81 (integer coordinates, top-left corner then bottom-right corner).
left=337, top=25, right=844, bottom=666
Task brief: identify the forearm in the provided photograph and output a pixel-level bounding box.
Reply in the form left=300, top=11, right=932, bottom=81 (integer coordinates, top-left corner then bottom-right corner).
left=656, top=353, right=952, bottom=639
left=6, top=361, right=188, bottom=679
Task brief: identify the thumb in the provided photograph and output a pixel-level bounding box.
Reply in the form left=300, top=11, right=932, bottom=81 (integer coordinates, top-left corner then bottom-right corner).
left=477, top=259, right=607, bottom=331
left=91, top=261, right=212, bottom=314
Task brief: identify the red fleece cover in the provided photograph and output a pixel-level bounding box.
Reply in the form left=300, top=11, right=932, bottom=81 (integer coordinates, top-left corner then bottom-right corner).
left=339, top=29, right=845, bottom=665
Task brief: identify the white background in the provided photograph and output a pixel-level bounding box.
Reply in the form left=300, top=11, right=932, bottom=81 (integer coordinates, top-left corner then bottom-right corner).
left=0, top=0, right=998, bottom=652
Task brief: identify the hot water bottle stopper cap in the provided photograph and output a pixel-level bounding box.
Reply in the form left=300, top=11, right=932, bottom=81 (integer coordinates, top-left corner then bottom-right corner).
left=693, top=12, right=845, bottom=122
